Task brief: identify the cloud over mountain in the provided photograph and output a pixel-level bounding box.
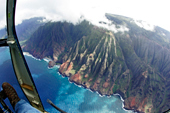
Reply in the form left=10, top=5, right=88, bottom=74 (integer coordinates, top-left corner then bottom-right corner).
left=0, top=0, right=170, bottom=31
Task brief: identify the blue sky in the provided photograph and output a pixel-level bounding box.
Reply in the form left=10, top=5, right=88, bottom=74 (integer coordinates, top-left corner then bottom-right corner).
left=0, top=0, right=170, bottom=31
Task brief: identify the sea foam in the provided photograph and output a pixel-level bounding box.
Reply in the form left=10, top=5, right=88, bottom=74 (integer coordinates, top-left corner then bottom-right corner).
left=23, top=52, right=41, bottom=61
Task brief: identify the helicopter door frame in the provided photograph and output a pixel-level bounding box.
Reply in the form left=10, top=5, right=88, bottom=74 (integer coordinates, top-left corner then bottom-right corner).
left=6, top=0, right=46, bottom=112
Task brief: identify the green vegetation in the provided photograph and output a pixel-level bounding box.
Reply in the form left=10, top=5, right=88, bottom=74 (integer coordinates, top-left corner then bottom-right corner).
left=23, top=14, right=170, bottom=112
left=112, top=84, right=118, bottom=93
left=116, top=46, right=122, bottom=57
left=126, top=90, right=129, bottom=98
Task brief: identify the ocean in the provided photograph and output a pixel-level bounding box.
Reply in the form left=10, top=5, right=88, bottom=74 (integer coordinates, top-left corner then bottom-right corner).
left=0, top=47, right=133, bottom=113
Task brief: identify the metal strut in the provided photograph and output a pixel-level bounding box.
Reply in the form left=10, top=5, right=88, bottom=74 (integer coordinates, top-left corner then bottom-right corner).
left=0, top=90, right=13, bottom=113
left=47, top=99, right=67, bottom=113
left=0, top=39, right=8, bottom=47
left=6, top=0, right=46, bottom=112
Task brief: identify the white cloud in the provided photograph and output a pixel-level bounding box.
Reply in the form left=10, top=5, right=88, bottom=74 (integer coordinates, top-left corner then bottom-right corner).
left=0, top=0, right=170, bottom=31
left=0, top=1, right=6, bottom=29
left=134, top=20, right=155, bottom=31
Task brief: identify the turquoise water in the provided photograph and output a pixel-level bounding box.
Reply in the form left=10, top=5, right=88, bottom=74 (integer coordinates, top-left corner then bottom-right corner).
left=0, top=47, right=133, bottom=113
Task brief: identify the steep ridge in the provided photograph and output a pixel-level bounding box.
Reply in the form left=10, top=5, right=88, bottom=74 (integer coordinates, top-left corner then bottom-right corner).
left=0, top=17, right=46, bottom=41
left=23, top=14, right=170, bottom=113
left=16, top=17, right=46, bottom=41
left=24, top=20, right=93, bottom=59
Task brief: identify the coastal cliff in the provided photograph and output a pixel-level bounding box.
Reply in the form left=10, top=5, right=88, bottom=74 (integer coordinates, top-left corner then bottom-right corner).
left=24, top=14, right=170, bottom=113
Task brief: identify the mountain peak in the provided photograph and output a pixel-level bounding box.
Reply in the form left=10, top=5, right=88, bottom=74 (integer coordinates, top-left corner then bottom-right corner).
left=23, top=14, right=170, bottom=113
left=105, top=13, right=156, bottom=32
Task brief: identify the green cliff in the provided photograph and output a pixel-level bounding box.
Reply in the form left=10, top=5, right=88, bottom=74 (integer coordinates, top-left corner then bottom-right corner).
left=24, top=14, right=170, bottom=113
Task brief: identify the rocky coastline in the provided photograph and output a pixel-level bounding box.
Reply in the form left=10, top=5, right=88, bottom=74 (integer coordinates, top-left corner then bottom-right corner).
left=58, top=67, right=136, bottom=113
left=58, top=61, right=149, bottom=113
left=23, top=14, right=170, bottom=113
left=23, top=52, right=136, bottom=112
left=59, top=69, right=152, bottom=113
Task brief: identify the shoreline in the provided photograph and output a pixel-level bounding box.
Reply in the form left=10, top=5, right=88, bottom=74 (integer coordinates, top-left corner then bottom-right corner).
left=23, top=52, right=52, bottom=62
left=23, top=52, right=60, bottom=69
left=23, top=52, right=41, bottom=61
left=58, top=73, right=134, bottom=113
left=23, top=52, right=134, bottom=113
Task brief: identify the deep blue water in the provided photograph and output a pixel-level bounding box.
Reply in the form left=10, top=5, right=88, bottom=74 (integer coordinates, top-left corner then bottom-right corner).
left=0, top=47, right=133, bottom=113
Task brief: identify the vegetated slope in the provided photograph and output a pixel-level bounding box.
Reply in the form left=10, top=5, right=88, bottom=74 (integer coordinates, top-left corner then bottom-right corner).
left=16, top=17, right=46, bottom=41
left=24, top=20, right=93, bottom=59
left=24, top=14, right=170, bottom=113
left=0, top=17, right=46, bottom=41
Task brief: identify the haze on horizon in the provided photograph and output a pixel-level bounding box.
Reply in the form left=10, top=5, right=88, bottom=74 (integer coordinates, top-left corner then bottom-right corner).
left=0, top=0, right=170, bottom=31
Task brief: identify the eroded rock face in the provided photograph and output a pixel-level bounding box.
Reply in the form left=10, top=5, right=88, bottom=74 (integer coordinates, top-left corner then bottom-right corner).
left=48, top=60, right=56, bottom=68
left=59, top=29, right=170, bottom=112
left=124, top=97, right=152, bottom=113
left=70, top=72, right=82, bottom=84
left=59, top=60, right=70, bottom=76
left=24, top=14, right=170, bottom=113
